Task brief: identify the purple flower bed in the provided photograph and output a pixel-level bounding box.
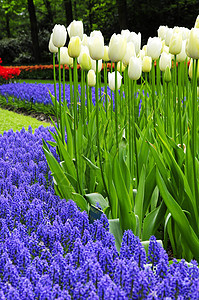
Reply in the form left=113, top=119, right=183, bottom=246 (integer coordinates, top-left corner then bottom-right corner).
left=0, top=125, right=198, bottom=299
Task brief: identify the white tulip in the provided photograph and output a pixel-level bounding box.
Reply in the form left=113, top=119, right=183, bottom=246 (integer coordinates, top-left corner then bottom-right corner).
left=128, top=57, right=142, bottom=80
left=108, top=71, right=122, bottom=91
left=108, top=33, right=127, bottom=62
left=127, top=32, right=141, bottom=55
left=147, top=37, right=162, bottom=60
left=176, top=40, right=187, bottom=62
left=159, top=52, right=172, bottom=72
left=87, top=69, right=96, bottom=87
left=122, top=42, right=136, bottom=66
left=52, top=24, right=67, bottom=48
left=67, top=20, right=84, bottom=40
left=158, top=25, right=168, bottom=41
left=91, top=58, right=102, bottom=73
left=165, top=28, right=173, bottom=46
left=49, top=33, right=58, bottom=53
left=88, top=35, right=104, bottom=60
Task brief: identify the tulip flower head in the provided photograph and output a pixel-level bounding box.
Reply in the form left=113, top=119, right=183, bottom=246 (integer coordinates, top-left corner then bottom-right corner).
left=147, top=37, right=162, bottom=60
left=58, top=47, right=73, bottom=65
left=122, top=42, right=136, bottom=66
left=117, top=61, right=126, bottom=72
left=87, top=69, right=96, bottom=87
left=142, top=56, right=152, bottom=73
left=80, top=52, right=92, bottom=71
left=127, top=32, right=141, bottom=55
left=102, top=45, right=109, bottom=62
left=159, top=52, right=172, bottom=72
left=52, top=24, right=67, bottom=48
left=186, top=28, right=199, bottom=59
left=169, top=32, right=182, bottom=55
left=67, top=20, right=84, bottom=40
left=49, top=33, right=58, bottom=53
left=165, top=28, right=173, bottom=46
left=88, top=36, right=104, bottom=60
left=188, top=59, right=199, bottom=79
left=176, top=40, right=187, bottom=62
left=128, top=57, right=142, bottom=80
left=164, top=65, right=172, bottom=82
left=158, top=25, right=168, bottom=41
left=195, top=15, right=199, bottom=28
left=68, top=36, right=81, bottom=58
left=108, top=33, right=127, bottom=62
left=108, top=71, right=122, bottom=91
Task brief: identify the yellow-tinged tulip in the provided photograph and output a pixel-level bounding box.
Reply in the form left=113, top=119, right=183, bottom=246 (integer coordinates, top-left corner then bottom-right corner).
left=164, top=65, right=171, bottom=82
left=188, top=59, right=199, bottom=79
left=82, top=34, right=88, bottom=46
left=88, top=36, right=104, bottom=60
left=147, top=37, right=162, bottom=60
left=159, top=52, right=171, bottom=72
left=67, top=20, right=84, bottom=40
left=186, top=28, right=199, bottom=59
left=87, top=69, right=96, bottom=87
left=80, top=52, right=92, bottom=71
left=142, top=56, right=152, bottom=72
left=68, top=36, right=81, bottom=58
left=117, top=61, right=126, bottom=72
left=52, top=24, right=67, bottom=48
left=169, top=32, right=182, bottom=55
left=108, top=34, right=127, bottom=62
left=176, top=40, right=187, bottom=62
left=49, top=33, right=58, bottom=53
left=58, top=47, right=73, bottom=65
left=122, top=42, right=136, bottom=66
left=102, top=46, right=109, bottom=61
left=139, top=49, right=146, bottom=60
left=195, top=15, right=199, bottom=28
left=128, top=57, right=142, bottom=80
left=108, top=71, right=122, bottom=91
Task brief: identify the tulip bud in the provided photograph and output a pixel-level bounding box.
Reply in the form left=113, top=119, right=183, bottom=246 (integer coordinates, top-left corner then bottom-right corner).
left=159, top=52, right=171, bottom=72
left=117, top=61, right=126, bottom=72
left=195, top=15, right=199, bottom=28
left=128, top=57, right=142, bottom=80
left=142, top=56, right=152, bottom=73
left=80, top=52, right=92, bottom=71
left=108, top=71, right=122, bottom=91
left=58, top=47, right=73, bottom=65
left=82, top=34, right=88, bottom=46
left=122, top=42, right=136, bottom=66
left=88, top=36, right=104, bottom=60
left=52, top=24, right=67, bottom=48
left=164, top=65, right=171, bottom=83
left=147, top=37, right=162, bottom=60
left=121, top=29, right=130, bottom=41
left=186, top=28, right=199, bottom=59
left=108, top=33, right=127, bottom=62
left=102, top=46, right=109, bottom=61
left=49, top=33, right=58, bottom=53
left=68, top=36, right=81, bottom=58
left=188, top=59, right=199, bottom=79
left=169, top=32, right=182, bottom=55
left=176, top=40, right=187, bottom=62
left=87, top=69, right=96, bottom=87
left=67, top=20, right=84, bottom=40
left=91, top=59, right=102, bottom=73
left=165, top=28, right=173, bottom=46
left=127, top=32, right=141, bottom=55
left=158, top=25, right=168, bottom=41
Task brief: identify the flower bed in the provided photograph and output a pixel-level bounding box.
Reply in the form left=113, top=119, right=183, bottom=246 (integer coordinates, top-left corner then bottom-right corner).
left=0, top=58, right=21, bottom=84
left=0, top=126, right=198, bottom=299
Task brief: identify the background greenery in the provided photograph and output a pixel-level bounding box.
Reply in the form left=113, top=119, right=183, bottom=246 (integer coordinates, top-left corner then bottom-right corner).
left=0, top=0, right=199, bottom=65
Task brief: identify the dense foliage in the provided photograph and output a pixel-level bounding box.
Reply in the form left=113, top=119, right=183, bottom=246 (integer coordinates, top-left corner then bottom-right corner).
left=0, top=126, right=198, bottom=299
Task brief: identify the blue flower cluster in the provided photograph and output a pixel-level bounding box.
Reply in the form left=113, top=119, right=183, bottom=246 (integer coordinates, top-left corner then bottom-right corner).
left=0, top=83, right=109, bottom=107
left=0, top=126, right=198, bottom=299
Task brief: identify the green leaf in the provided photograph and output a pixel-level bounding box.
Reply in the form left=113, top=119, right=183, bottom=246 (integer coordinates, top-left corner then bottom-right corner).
left=85, top=193, right=108, bottom=210
left=72, top=193, right=88, bottom=212
left=109, top=219, right=123, bottom=252
left=156, top=169, right=199, bottom=261
left=113, top=155, right=136, bottom=232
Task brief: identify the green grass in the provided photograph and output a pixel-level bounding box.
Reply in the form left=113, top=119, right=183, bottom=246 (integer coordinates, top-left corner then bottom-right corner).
left=0, top=108, right=51, bottom=134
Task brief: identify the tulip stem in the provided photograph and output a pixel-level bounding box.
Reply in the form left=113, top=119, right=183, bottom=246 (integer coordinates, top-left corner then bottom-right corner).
left=95, top=60, right=109, bottom=199
left=103, top=61, right=108, bottom=117
left=69, top=65, right=73, bottom=112
left=173, top=55, right=177, bottom=141
left=192, top=59, right=199, bottom=207
left=177, top=62, right=183, bottom=147
left=53, top=53, right=59, bottom=129
left=144, top=72, right=148, bottom=126
left=115, top=63, right=119, bottom=150
left=58, top=48, right=63, bottom=140
left=151, top=60, right=156, bottom=132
